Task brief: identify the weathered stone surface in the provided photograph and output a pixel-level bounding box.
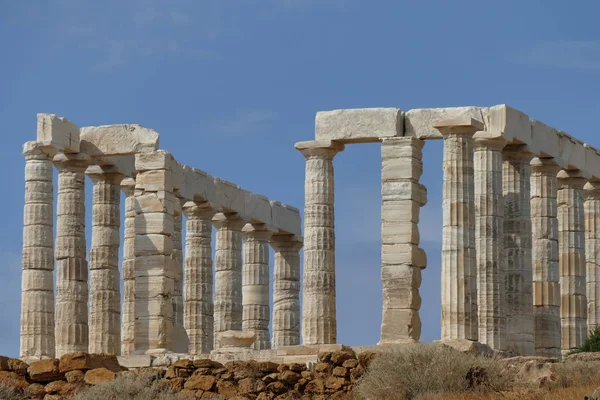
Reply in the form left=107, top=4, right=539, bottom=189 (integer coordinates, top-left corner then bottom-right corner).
left=436, top=339, right=494, bottom=357
left=184, top=374, right=216, bottom=391
left=121, top=178, right=136, bottom=356
left=315, top=108, right=403, bottom=143
left=585, top=181, right=600, bottom=332
left=84, top=368, right=116, bottom=384
left=28, top=359, right=62, bottom=383
left=37, top=113, right=80, bottom=153
left=218, top=331, right=256, bottom=349
left=80, top=124, right=159, bottom=156
left=405, top=106, right=484, bottom=139
left=65, top=370, right=85, bottom=383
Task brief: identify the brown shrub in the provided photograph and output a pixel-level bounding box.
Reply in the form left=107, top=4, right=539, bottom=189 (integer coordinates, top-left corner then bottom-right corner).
left=0, top=382, right=22, bottom=400
left=72, top=371, right=179, bottom=400
left=552, top=360, right=600, bottom=388
left=353, top=344, right=513, bottom=400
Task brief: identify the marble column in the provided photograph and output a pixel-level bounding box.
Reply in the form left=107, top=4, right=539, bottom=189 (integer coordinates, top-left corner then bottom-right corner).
left=21, top=142, right=56, bottom=358
left=120, top=178, right=136, bottom=356
left=473, top=132, right=507, bottom=350
left=380, top=137, right=427, bottom=344
left=558, top=169, right=588, bottom=353
left=585, top=180, right=600, bottom=332
left=503, top=145, right=534, bottom=356
left=295, top=140, right=344, bottom=345
left=213, top=212, right=245, bottom=349
left=270, top=235, right=303, bottom=348
left=242, top=223, right=273, bottom=350
left=530, top=157, right=561, bottom=357
left=54, top=153, right=91, bottom=357
left=87, top=166, right=124, bottom=355
left=171, top=200, right=186, bottom=352
left=183, top=201, right=217, bottom=355
left=437, top=121, right=480, bottom=342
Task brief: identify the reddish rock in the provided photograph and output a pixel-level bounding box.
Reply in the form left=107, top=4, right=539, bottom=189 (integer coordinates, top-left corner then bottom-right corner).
left=0, top=356, right=9, bottom=371
left=29, top=359, right=63, bottom=382
left=350, top=365, right=364, bottom=382
left=59, top=352, right=92, bottom=372
left=168, top=377, right=186, bottom=391
left=279, top=370, right=301, bottom=385
left=301, top=371, right=314, bottom=380
left=44, top=380, right=66, bottom=393
left=179, top=388, right=200, bottom=399
left=192, top=367, right=211, bottom=376
left=173, top=359, right=194, bottom=369
left=212, top=367, right=228, bottom=375
left=25, top=383, right=46, bottom=399
left=289, top=363, right=306, bottom=372
left=332, top=367, right=348, bottom=378
left=266, top=381, right=286, bottom=394
left=84, top=367, right=116, bottom=384
left=317, top=352, right=332, bottom=363
left=256, top=392, right=275, bottom=400
left=258, top=361, right=280, bottom=373
left=217, top=380, right=239, bottom=397
left=342, top=359, right=358, bottom=369
left=60, top=382, right=84, bottom=398
left=325, top=376, right=345, bottom=391
left=277, top=364, right=290, bottom=373
left=238, top=377, right=266, bottom=394
left=357, top=351, right=379, bottom=369
left=137, top=367, right=166, bottom=379
left=8, top=358, right=29, bottom=375
left=194, top=359, right=224, bottom=369
left=331, top=351, right=356, bottom=366
left=43, top=395, right=62, bottom=400
left=202, top=392, right=226, bottom=399
left=275, top=392, right=301, bottom=400
left=262, top=372, right=280, bottom=384
left=314, top=363, right=331, bottom=375
left=65, top=370, right=85, bottom=383
left=305, top=379, right=326, bottom=394
left=185, top=375, right=216, bottom=391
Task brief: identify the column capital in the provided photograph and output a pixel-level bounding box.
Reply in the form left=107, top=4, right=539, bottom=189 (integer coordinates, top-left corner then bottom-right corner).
left=381, top=136, right=425, bottom=150
left=23, top=141, right=57, bottom=160
left=295, top=140, right=344, bottom=160
left=270, top=234, right=304, bottom=252
left=530, top=157, right=561, bottom=174
left=434, top=116, right=483, bottom=136
left=121, top=177, right=136, bottom=196
left=212, top=212, right=246, bottom=230
left=85, top=165, right=125, bottom=183
left=242, top=223, right=276, bottom=241
left=557, top=169, right=587, bottom=189
left=503, top=144, right=535, bottom=162
left=584, top=180, right=600, bottom=199
left=53, top=152, right=92, bottom=173
left=183, top=200, right=219, bottom=219
left=473, top=131, right=508, bottom=150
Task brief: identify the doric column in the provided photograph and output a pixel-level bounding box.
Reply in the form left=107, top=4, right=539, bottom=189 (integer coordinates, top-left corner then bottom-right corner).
left=21, top=141, right=56, bottom=358
left=379, top=137, right=427, bottom=344
left=242, top=223, right=274, bottom=350
left=270, top=235, right=303, bottom=348
left=54, top=153, right=91, bottom=357
left=170, top=199, right=187, bottom=352
left=87, top=166, right=124, bottom=355
left=585, top=181, right=600, bottom=332
left=558, top=169, right=588, bottom=354
left=473, top=132, right=507, bottom=351
left=183, top=201, right=217, bottom=355
left=435, top=118, right=481, bottom=342
left=120, top=178, right=136, bottom=356
left=213, top=212, right=246, bottom=349
left=295, top=140, right=344, bottom=345
left=503, top=145, right=534, bottom=356
left=531, top=157, right=561, bottom=357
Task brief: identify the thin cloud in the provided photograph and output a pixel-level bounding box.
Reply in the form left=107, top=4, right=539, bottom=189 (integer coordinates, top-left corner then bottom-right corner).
left=525, top=40, right=600, bottom=70
left=215, top=109, right=277, bottom=137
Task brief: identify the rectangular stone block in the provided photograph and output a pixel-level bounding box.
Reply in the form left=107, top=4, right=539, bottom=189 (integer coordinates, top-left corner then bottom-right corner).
left=214, top=178, right=246, bottom=214
left=135, top=151, right=174, bottom=172
left=404, top=107, right=483, bottom=139
left=134, top=234, right=173, bottom=256
left=381, top=181, right=427, bottom=206
left=180, top=166, right=217, bottom=204
left=558, top=132, right=587, bottom=174
left=134, top=213, right=174, bottom=235
left=380, top=308, right=421, bottom=341
left=315, top=108, right=403, bottom=143
left=37, top=113, right=80, bottom=153
left=533, top=281, right=560, bottom=307
left=136, top=170, right=173, bottom=192
left=117, top=355, right=154, bottom=368
left=382, top=157, right=423, bottom=181
left=135, top=255, right=175, bottom=277
left=271, top=201, right=302, bottom=236
left=485, top=104, right=531, bottom=143
left=245, top=193, right=273, bottom=226
left=80, top=124, right=159, bottom=156
left=382, top=222, right=420, bottom=245
left=531, top=119, right=560, bottom=159
left=382, top=200, right=421, bottom=223
left=135, top=192, right=174, bottom=215
left=382, top=243, right=426, bottom=268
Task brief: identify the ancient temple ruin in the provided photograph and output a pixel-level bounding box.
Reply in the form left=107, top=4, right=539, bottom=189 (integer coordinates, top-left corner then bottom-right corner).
left=20, top=105, right=600, bottom=362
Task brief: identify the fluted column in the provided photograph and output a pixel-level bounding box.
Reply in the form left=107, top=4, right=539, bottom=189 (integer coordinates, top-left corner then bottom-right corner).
left=270, top=235, right=303, bottom=348
left=170, top=200, right=187, bottom=352
left=436, top=120, right=480, bottom=342
left=585, top=181, right=600, bottom=332
left=503, top=145, right=534, bottom=356
left=242, top=223, right=273, bottom=350
left=54, top=153, right=91, bottom=357
left=380, top=137, right=427, bottom=344
left=558, top=169, right=587, bottom=353
left=87, top=166, right=124, bottom=355
left=21, top=142, right=56, bottom=358
left=473, top=132, right=507, bottom=350
left=213, top=212, right=245, bottom=349
left=183, top=201, right=217, bottom=355
left=531, top=157, right=561, bottom=357
left=295, top=140, right=344, bottom=345
left=120, top=178, right=136, bottom=356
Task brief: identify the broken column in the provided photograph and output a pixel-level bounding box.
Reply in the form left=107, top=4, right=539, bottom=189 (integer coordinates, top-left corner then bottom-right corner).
left=121, top=178, right=136, bottom=356
left=435, top=117, right=481, bottom=342
left=585, top=180, right=600, bottom=332
left=242, top=223, right=273, bottom=350
left=213, top=212, right=246, bottom=349
left=134, top=151, right=176, bottom=354
left=21, top=141, right=57, bottom=358
left=379, top=137, right=427, bottom=344
left=558, top=169, right=588, bottom=353
left=54, top=153, right=91, bottom=356
left=473, top=132, right=507, bottom=351
left=183, top=201, right=217, bottom=355
left=530, top=157, right=561, bottom=357
left=87, top=166, right=124, bottom=355
left=295, top=140, right=344, bottom=345
left=270, top=234, right=303, bottom=348
left=503, top=145, right=534, bottom=356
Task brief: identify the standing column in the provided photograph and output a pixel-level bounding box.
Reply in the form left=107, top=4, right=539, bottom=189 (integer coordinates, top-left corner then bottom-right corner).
left=270, top=235, right=303, bottom=348
left=121, top=178, right=136, bottom=356
left=558, top=169, right=588, bottom=353
left=585, top=180, right=600, bottom=332
left=473, top=132, right=507, bottom=351
left=242, top=223, right=273, bottom=350
left=380, top=137, right=427, bottom=344
left=503, top=145, right=534, bottom=356
left=295, top=140, right=344, bottom=345
left=213, top=212, right=245, bottom=349
left=87, top=166, right=124, bottom=355
left=531, top=158, right=561, bottom=357
left=21, top=142, right=56, bottom=358
left=170, top=200, right=187, bottom=353
left=183, top=201, right=217, bottom=355
left=435, top=119, right=481, bottom=342
left=54, top=153, right=91, bottom=356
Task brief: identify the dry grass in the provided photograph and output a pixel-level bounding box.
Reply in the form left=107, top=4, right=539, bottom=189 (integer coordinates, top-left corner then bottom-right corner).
left=0, top=383, right=21, bottom=400
left=73, top=371, right=180, bottom=400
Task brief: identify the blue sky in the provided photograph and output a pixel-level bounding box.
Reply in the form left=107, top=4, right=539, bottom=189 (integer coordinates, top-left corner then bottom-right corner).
left=1, top=0, right=600, bottom=357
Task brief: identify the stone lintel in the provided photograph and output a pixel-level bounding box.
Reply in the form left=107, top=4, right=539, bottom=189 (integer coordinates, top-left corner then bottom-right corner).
left=135, top=150, right=175, bottom=172
left=270, top=201, right=302, bottom=237
left=37, top=113, right=80, bottom=154
left=433, top=117, right=484, bottom=135
left=80, top=124, right=159, bottom=156
left=182, top=200, right=221, bottom=217
left=52, top=152, right=92, bottom=171
left=485, top=104, right=531, bottom=144
left=294, top=140, right=345, bottom=159
left=404, top=106, right=484, bottom=139
left=315, top=108, right=403, bottom=143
